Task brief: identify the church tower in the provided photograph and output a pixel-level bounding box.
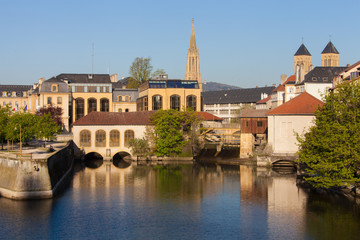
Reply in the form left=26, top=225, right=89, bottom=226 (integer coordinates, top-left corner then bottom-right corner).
left=321, top=41, right=339, bottom=67
left=185, top=18, right=202, bottom=90
left=294, top=43, right=312, bottom=83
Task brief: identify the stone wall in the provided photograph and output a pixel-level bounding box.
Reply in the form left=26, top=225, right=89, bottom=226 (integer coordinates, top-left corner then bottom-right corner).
left=0, top=141, right=74, bottom=200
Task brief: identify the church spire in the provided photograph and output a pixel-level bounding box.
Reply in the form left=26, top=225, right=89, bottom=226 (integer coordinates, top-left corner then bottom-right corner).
left=189, top=18, right=197, bottom=49
left=185, top=18, right=202, bottom=89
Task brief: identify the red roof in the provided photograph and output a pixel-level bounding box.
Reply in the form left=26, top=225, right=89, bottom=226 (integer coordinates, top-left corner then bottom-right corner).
left=256, top=95, right=271, bottom=104
left=197, top=112, right=223, bottom=121
left=267, top=92, right=323, bottom=115
left=272, top=75, right=296, bottom=93
left=72, top=111, right=154, bottom=126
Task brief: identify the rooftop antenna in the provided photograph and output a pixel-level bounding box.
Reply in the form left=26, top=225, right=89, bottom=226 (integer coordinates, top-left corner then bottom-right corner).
left=91, top=43, right=94, bottom=76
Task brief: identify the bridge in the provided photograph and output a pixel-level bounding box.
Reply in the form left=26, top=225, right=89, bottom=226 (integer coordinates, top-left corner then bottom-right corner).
left=257, top=155, right=298, bottom=168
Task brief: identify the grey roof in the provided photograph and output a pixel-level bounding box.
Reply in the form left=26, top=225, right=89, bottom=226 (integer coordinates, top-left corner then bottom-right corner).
left=40, top=80, right=69, bottom=93
left=294, top=44, right=311, bottom=56
left=49, top=74, right=111, bottom=84
left=0, top=85, right=32, bottom=97
left=240, top=109, right=269, bottom=118
left=297, top=66, right=347, bottom=85
left=202, top=86, right=275, bottom=105
left=322, top=41, right=339, bottom=54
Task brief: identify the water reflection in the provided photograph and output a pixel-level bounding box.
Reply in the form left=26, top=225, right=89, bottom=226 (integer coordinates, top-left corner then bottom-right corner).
left=0, top=161, right=360, bottom=239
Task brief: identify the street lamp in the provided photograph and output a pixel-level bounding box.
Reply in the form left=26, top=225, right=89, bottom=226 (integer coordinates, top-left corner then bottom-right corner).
left=15, top=124, right=22, bottom=159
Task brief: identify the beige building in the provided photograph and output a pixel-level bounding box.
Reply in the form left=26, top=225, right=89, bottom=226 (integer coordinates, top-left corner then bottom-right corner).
left=0, top=85, right=31, bottom=111
left=294, top=43, right=313, bottom=83
left=321, top=41, right=339, bottom=67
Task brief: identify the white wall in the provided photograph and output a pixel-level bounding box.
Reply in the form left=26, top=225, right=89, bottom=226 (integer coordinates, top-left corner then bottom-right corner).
left=268, top=115, right=315, bottom=154
left=304, top=83, right=331, bottom=101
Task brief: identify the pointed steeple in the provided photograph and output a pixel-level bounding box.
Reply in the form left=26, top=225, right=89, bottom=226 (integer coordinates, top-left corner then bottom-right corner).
left=185, top=18, right=201, bottom=88
left=294, top=43, right=311, bottom=56
left=189, top=18, right=197, bottom=49
left=322, top=41, right=339, bottom=54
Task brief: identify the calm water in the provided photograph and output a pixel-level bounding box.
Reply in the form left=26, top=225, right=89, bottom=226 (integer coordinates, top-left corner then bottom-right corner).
left=1, top=160, right=360, bottom=240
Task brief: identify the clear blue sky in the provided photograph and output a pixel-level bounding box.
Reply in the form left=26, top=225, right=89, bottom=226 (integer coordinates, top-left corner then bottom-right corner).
left=1, top=0, right=359, bottom=88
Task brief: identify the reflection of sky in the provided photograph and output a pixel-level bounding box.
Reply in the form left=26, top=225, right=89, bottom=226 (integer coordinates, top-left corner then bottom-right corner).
left=0, top=163, right=360, bottom=239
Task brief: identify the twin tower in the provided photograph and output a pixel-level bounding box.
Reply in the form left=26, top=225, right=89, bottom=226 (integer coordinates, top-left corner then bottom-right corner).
left=294, top=41, right=339, bottom=82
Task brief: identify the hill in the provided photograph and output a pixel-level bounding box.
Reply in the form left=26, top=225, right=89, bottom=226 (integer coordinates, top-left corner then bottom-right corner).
left=203, top=81, right=241, bottom=91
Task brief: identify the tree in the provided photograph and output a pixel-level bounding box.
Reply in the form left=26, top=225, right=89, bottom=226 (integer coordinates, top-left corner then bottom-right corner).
left=37, top=104, right=63, bottom=129
left=128, top=138, right=151, bottom=156
left=0, top=105, right=11, bottom=149
left=129, top=57, right=153, bottom=85
left=150, top=109, right=201, bottom=156
left=35, top=113, right=60, bottom=147
left=6, top=112, right=38, bottom=144
left=151, top=68, right=166, bottom=78
left=297, top=82, right=360, bottom=189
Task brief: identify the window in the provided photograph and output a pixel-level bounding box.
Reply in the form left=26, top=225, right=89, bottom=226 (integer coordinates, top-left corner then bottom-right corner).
left=170, top=95, right=180, bottom=110
left=57, top=97, right=62, bottom=104
left=110, top=130, right=120, bottom=147
left=125, top=109, right=129, bottom=112
left=2, top=92, right=6, bottom=97
left=12, top=92, right=16, bottom=97
left=186, top=95, right=196, bottom=111
left=220, top=109, right=228, bottom=114
left=100, top=98, right=109, bottom=112
left=80, top=130, right=91, bottom=147
left=47, top=97, right=52, bottom=105
left=246, top=121, right=249, bottom=127
left=75, top=98, right=84, bottom=120
left=312, top=77, right=317, bottom=81
left=51, top=84, right=58, bottom=92
left=118, top=95, right=123, bottom=102
left=95, top=130, right=106, bottom=147
left=152, top=95, right=162, bottom=110
left=322, top=77, right=328, bottom=82
left=118, top=108, right=122, bottom=112
left=124, top=130, right=134, bottom=147
left=23, top=92, right=27, bottom=97
left=125, top=96, right=130, bottom=102
left=257, top=121, right=263, bottom=127
left=88, top=98, right=97, bottom=113
left=144, top=97, right=148, bottom=111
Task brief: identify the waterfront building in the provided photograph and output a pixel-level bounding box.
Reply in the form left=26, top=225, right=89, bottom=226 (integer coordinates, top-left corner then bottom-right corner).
left=239, top=109, right=269, bottom=158
left=267, top=92, right=323, bottom=155
left=202, top=86, right=275, bottom=123
left=112, top=81, right=138, bottom=113
left=0, top=84, right=31, bottom=111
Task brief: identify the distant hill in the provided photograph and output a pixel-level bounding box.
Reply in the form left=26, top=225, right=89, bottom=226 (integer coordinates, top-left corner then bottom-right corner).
left=203, top=81, right=241, bottom=91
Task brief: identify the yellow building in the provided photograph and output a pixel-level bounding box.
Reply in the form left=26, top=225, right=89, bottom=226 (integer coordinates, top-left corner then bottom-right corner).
left=137, top=19, right=202, bottom=112
left=0, top=85, right=31, bottom=111
left=321, top=41, right=339, bottom=67
left=294, top=43, right=312, bottom=83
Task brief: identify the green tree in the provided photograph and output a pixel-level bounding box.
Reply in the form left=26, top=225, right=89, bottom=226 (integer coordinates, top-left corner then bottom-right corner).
left=6, top=112, right=38, bottom=144
left=35, top=113, right=61, bottom=147
left=128, top=138, right=150, bottom=156
left=129, top=57, right=153, bottom=85
left=0, top=105, right=11, bottom=149
left=151, top=68, right=166, bottom=78
left=297, top=82, right=360, bottom=189
left=150, top=109, right=201, bottom=156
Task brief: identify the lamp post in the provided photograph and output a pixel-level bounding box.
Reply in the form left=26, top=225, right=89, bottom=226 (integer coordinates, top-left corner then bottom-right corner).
left=15, top=124, right=22, bottom=159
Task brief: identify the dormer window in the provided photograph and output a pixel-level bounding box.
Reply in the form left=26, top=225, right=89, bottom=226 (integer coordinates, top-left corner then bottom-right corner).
left=23, top=91, right=27, bottom=97
left=312, top=77, right=317, bottom=81
left=125, top=96, right=130, bottom=102
left=322, top=77, right=328, bottom=82
left=118, top=95, right=122, bottom=102
left=51, top=84, right=58, bottom=92
left=2, top=92, right=6, bottom=97
left=12, top=92, right=16, bottom=97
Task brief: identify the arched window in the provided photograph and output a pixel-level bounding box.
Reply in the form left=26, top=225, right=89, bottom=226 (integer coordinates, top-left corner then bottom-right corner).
left=170, top=95, right=180, bottom=111
left=186, top=95, right=196, bottom=111
left=51, top=84, right=58, bottom=92
left=110, top=130, right=120, bottom=147
left=152, top=95, right=162, bottom=110
left=118, top=95, right=122, bottom=102
left=125, top=95, right=130, bottom=102
left=124, top=130, right=135, bottom=147
left=88, top=98, right=97, bottom=113
left=125, top=108, right=129, bottom=112
left=95, top=130, right=106, bottom=147
left=100, top=98, right=109, bottom=112
left=80, top=130, right=91, bottom=147
left=118, top=108, right=122, bottom=112
left=75, top=98, right=84, bottom=120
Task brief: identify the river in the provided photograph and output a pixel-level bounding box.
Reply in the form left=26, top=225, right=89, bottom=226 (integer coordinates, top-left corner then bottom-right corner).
left=0, top=160, right=360, bottom=239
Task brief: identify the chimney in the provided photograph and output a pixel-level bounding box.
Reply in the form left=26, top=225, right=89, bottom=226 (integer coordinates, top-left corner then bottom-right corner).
left=38, top=77, right=45, bottom=91
left=110, top=73, right=118, bottom=83
left=280, top=74, right=287, bottom=85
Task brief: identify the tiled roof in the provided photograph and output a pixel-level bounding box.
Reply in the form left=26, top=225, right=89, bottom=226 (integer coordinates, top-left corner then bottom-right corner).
left=294, top=44, right=311, bottom=56
left=240, top=109, right=268, bottom=118
left=256, top=95, right=271, bottom=104
left=322, top=41, right=339, bottom=54
left=338, top=60, right=360, bottom=75
left=197, top=112, right=223, bottom=121
left=49, top=74, right=111, bottom=84
left=272, top=75, right=296, bottom=93
left=0, top=85, right=32, bottom=97
left=202, top=86, right=275, bottom=105
left=267, top=92, right=323, bottom=115
left=73, top=111, right=154, bottom=126
left=297, top=66, right=347, bottom=85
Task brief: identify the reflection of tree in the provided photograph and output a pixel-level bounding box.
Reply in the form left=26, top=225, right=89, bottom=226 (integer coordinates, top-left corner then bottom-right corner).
left=304, top=194, right=360, bottom=239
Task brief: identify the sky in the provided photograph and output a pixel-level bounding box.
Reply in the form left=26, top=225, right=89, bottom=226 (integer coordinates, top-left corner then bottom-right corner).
left=1, top=0, right=359, bottom=88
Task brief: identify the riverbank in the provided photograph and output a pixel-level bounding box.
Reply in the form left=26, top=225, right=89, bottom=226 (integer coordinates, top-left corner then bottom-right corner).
left=0, top=141, right=75, bottom=200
